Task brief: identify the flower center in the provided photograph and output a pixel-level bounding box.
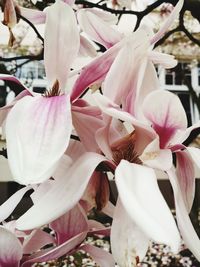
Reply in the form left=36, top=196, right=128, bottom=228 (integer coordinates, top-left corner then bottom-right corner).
left=44, top=80, right=61, bottom=97
left=111, top=131, right=142, bottom=165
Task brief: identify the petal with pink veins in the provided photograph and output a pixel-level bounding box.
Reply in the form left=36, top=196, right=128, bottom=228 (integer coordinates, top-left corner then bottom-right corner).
left=44, top=0, right=80, bottom=91
left=111, top=199, right=149, bottom=266
left=6, top=94, right=72, bottom=185
left=176, top=150, right=195, bottom=213
left=0, top=226, right=23, bottom=267
left=151, top=0, right=184, bottom=45
left=50, top=205, right=88, bottom=245
left=167, top=168, right=200, bottom=261
left=16, top=152, right=105, bottom=230
left=115, top=160, right=181, bottom=253
left=142, top=90, right=187, bottom=149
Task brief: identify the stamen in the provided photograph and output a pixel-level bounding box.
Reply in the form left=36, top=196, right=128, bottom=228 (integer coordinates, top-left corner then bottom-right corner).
left=43, top=79, right=61, bottom=97
left=111, top=131, right=142, bottom=165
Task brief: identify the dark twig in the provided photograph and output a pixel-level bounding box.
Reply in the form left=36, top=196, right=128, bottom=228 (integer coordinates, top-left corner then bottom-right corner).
left=0, top=148, right=7, bottom=159
left=18, top=14, right=44, bottom=43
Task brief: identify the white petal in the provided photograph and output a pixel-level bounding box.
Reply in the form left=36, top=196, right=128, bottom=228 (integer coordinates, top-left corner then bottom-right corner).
left=16, top=152, right=105, bottom=230
left=111, top=199, right=149, bottom=266
left=168, top=168, right=200, bottom=261
left=115, top=160, right=181, bottom=253
left=44, top=1, right=80, bottom=91
left=6, top=95, right=72, bottom=185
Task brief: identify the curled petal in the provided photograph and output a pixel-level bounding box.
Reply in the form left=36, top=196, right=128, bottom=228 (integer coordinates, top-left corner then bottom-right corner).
left=44, top=0, right=80, bottom=91
left=142, top=90, right=187, bottom=148
left=6, top=95, right=72, bottom=185
left=0, top=226, right=23, bottom=267
left=116, top=160, right=181, bottom=253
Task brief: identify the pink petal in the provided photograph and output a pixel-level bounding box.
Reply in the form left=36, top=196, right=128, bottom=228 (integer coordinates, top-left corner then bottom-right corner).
left=16, top=152, right=105, bottom=230
left=19, top=7, right=46, bottom=24
left=77, top=9, right=122, bottom=48
left=70, top=41, right=122, bottom=101
left=142, top=90, right=187, bottom=148
left=6, top=94, right=72, bottom=185
left=0, top=227, right=23, bottom=267
left=23, top=229, right=55, bottom=254
left=116, top=160, right=181, bottom=252
left=0, top=186, right=32, bottom=222
left=44, top=0, right=79, bottom=91
left=50, top=205, right=88, bottom=245
left=151, top=0, right=184, bottom=45
left=72, top=103, right=104, bottom=152
left=81, top=244, right=115, bottom=267
left=176, top=150, right=195, bottom=213
left=21, top=232, right=87, bottom=267
left=167, top=168, right=200, bottom=261
left=111, top=199, right=149, bottom=266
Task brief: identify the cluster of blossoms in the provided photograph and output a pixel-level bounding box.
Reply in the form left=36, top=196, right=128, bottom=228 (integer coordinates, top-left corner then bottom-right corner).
left=0, top=0, right=200, bottom=266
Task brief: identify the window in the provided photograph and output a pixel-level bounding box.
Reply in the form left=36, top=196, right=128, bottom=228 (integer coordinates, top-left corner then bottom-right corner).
left=165, top=63, right=191, bottom=86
